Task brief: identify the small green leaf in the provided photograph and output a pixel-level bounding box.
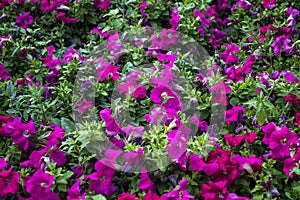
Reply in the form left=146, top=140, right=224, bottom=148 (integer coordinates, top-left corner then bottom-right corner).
left=61, top=118, right=76, bottom=132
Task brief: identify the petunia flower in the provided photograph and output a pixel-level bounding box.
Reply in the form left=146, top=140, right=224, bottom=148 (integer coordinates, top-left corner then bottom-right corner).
left=283, top=71, right=299, bottom=84
left=139, top=167, right=155, bottom=192
left=94, top=0, right=110, bottom=10
left=107, top=30, right=124, bottom=62
left=194, top=8, right=210, bottom=28
left=200, top=180, right=228, bottom=200
left=24, top=169, right=59, bottom=200
left=217, top=0, right=230, bottom=10
left=4, top=118, right=38, bottom=151
left=76, top=98, right=93, bottom=113
left=286, top=7, right=299, bottom=27
left=0, top=167, right=20, bottom=199
left=143, top=190, right=167, bottom=200
left=284, top=94, right=300, bottom=106
left=67, top=180, right=85, bottom=200
left=16, top=12, right=34, bottom=29
left=123, top=148, right=145, bottom=165
left=283, top=147, right=300, bottom=178
left=221, top=44, right=240, bottom=64
left=170, top=6, right=180, bottom=30
left=268, top=126, right=299, bottom=159
left=189, top=154, right=219, bottom=176
left=91, top=27, right=110, bottom=38
left=99, top=108, right=122, bottom=135
left=225, top=106, right=245, bottom=126
left=262, top=0, right=277, bottom=9
left=118, top=192, right=139, bottom=200
left=0, top=64, right=10, bottom=80
left=209, top=80, right=232, bottom=105
left=163, top=178, right=194, bottom=199
left=231, top=0, right=253, bottom=11
left=56, top=12, right=76, bottom=24
left=0, top=157, right=7, bottom=169
left=96, top=57, right=120, bottom=82
left=295, top=113, right=300, bottom=126
left=271, top=35, right=293, bottom=56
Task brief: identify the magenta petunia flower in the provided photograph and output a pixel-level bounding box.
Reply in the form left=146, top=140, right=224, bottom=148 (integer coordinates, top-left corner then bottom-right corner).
left=0, top=157, right=7, bottom=169
left=16, top=12, right=34, bottom=29
left=20, top=149, right=47, bottom=169
left=85, top=159, right=116, bottom=198
left=67, top=180, right=85, bottom=200
left=0, top=64, right=10, bottom=80
left=123, top=148, right=145, bottom=165
left=283, top=71, right=299, bottom=84
left=0, top=115, right=13, bottom=136
left=283, top=148, right=300, bottom=178
left=170, top=6, right=180, bottom=30
left=189, top=154, right=219, bottom=176
left=99, top=108, right=122, bottom=135
left=269, top=126, right=299, bottom=159
left=96, top=57, right=120, bottom=82
left=0, top=167, right=20, bottom=199
left=157, top=53, right=177, bottom=68
left=194, top=8, right=210, bottom=28
left=217, top=0, right=230, bottom=10
left=40, top=0, right=60, bottom=12
left=122, top=125, right=144, bottom=138
left=209, top=81, right=232, bottom=105
left=24, top=169, right=59, bottom=200
left=139, top=167, right=155, bottom=192
left=118, top=192, right=139, bottom=200
left=242, top=55, right=255, bottom=75
left=91, top=27, right=110, bottom=38
left=94, top=0, right=110, bottom=10
left=286, top=7, right=299, bottom=27
left=271, top=35, right=293, bottom=56
left=163, top=178, right=194, bottom=199
left=231, top=0, right=253, bottom=11
left=262, top=0, right=277, bottom=9
left=56, top=12, right=77, bottom=24
left=133, top=85, right=147, bottom=99
left=4, top=118, right=38, bottom=151
left=63, top=46, right=84, bottom=63
left=107, top=30, right=124, bottom=62
left=76, top=98, right=93, bottom=113
left=200, top=180, right=228, bottom=200
left=225, top=106, right=245, bottom=125
left=284, top=94, right=300, bottom=106
left=221, top=44, right=240, bottom=64
left=143, top=190, right=167, bottom=200
left=150, top=85, right=181, bottom=111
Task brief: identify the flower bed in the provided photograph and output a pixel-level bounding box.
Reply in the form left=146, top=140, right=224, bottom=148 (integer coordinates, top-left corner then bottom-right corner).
left=0, top=0, right=299, bottom=199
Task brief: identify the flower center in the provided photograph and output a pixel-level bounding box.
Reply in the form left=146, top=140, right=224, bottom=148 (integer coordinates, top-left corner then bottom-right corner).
left=41, top=182, right=48, bottom=188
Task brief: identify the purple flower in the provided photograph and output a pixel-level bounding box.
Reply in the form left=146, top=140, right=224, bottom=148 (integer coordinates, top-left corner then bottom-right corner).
left=0, top=64, right=10, bottom=80
left=107, top=30, right=124, bottom=62
left=139, top=167, right=155, bottom=191
left=194, top=8, right=210, bottom=28
left=16, top=12, right=33, bottom=29
left=99, top=108, right=122, bottom=136
left=96, top=57, right=120, bottom=82
left=4, top=118, right=38, bottom=151
left=170, top=6, right=180, bottom=30
left=189, top=154, right=219, bottom=176
left=0, top=167, right=20, bottom=199
left=122, top=125, right=144, bottom=138
left=286, top=7, right=299, bottom=27
left=269, top=126, right=299, bottom=159
left=94, top=0, right=110, bottom=10
left=123, top=148, right=145, bottom=165
left=231, top=0, right=253, bottom=11
left=76, top=98, right=93, bottom=113
left=209, top=81, right=232, bottom=105
left=85, top=159, right=117, bottom=198
left=67, top=180, right=85, bottom=200
left=221, top=44, right=240, bottom=64
left=0, top=157, right=7, bottom=169
left=225, top=106, right=245, bottom=126
left=24, top=169, right=59, bottom=200
left=271, top=35, right=293, bottom=56
left=163, top=178, right=194, bottom=199
left=284, top=71, right=299, bottom=83
left=133, top=86, right=147, bottom=99
left=150, top=85, right=181, bottom=111
left=217, top=0, right=230, bottom=10
left=56, top=12, right=76, bottom=24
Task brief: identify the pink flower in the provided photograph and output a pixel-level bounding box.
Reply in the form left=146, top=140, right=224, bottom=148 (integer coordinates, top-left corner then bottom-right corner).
left=16, top=12, right=34, bottom=29
left=269, top=126, right=299, bottom=159
left=262, top=0, right=277, bottom=9
left=0, top=157, right=7, bottom=169
left=96, top=57, right=120, bottom=82
left=56, top=12, right=77, bottom=24
left=143, top=190, right=167, bottom=200
left=0, top=115, right=13, bottom=136
left=225, top=106, right=245, bottom=125
left=118, top=192, right=139, bottom=200
left=24, top=169, right=59, bottom=200
left=107, top=31, right=124, bottom=62
left=76, top=98, right=93, bottom=113
left=0, top=64, right=10, bottom=80
left=194, top=8, right=210, bottom=28
left=99, top=108, right=122, bottom=136
left=122, top=125, right=144, bottom=138
left=283, top=148, right=300, bottom=178
left=209, top=81, right=232, bottom=105
left=189, top=154, right=219, bottom=176
left=170, top=6, right=180, bottom=30
left=200, top=180, right=228, bottom=200
left=163, top=178, right=194, bottom=199
left=123, top=148, right=145, bottom=165
left=133, top=86, right=147, bottom=99
left=67, top=180, right=85, bottom=200
left=150, top=85, right=181, bottom=111
left=94, top=0, right=110, bottom=10
left=4, top=118, right=38, bottom=151
left=221, top=44, right=240, bottom=64
left=284, top=94, right=300, bottom=106
left=284, top=71, right=299, bottom=83
left=91, top=27, right=110, bottom=38
left=139, top=167, right=155, bottom=191
left=0, top=167, right=20, bottom=199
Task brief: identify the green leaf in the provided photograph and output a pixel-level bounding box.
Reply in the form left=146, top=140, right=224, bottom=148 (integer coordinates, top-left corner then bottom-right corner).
left=61, top=118, right=76, bottom=132
left=229, top=97, right=239, bottom=106
left=91, top=194, right=107, bottom=200
left=6, top=81, right=16, bottom=98
left=256, top=107, right=267, bottom=126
